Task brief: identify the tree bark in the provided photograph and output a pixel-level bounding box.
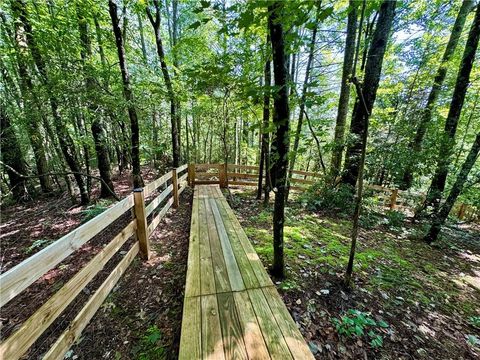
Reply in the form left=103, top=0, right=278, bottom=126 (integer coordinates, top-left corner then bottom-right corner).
left=424, top=132, right=480, bottom=243
left=269, top=1, right=290, bottom=279
left=78, top=5, right=115, bottom=198
left=286, top=8, right=319, bottom=200
left=258, top=36, right=271, bottom=200
left=421, top=2, right=480, bottom=214
left=15, top=0, right=89, bottom=204
left=401, top=0, right=473, bottom=189
left=11, top=2, right=53, bottom=194
left=109, top=0, right=144, bottom=188
left=146, top=0, right=181, bottom=167
left=341, top=0, right=396, bottom=188
left=330, top=0, right=358, bottom=179
left=0, top=106, right=31, bottom=199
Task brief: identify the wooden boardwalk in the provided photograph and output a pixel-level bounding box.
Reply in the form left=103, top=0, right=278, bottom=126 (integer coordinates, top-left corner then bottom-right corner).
left=179, top=185, right=314, bottom=359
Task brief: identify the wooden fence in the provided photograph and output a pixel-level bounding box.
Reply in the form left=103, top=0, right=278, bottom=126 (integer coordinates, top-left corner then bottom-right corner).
left=0, top=164, right=189, bottom=360
left=189, top=163, right=478, bottom=221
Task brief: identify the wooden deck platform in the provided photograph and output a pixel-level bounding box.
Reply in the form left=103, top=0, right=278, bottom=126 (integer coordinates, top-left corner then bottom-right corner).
left=179, top=185, right=314, bottom=359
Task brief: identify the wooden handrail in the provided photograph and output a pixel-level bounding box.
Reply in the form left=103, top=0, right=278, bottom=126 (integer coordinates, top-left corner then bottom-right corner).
left=0, top=164, right=188, bottom=360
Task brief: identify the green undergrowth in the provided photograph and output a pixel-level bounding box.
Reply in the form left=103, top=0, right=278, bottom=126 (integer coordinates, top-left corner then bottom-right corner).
left=240, top=195, right=479, bottom=319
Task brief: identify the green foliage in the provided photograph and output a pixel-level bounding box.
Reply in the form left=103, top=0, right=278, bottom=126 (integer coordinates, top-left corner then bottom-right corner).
left=25, top=238, right=54, bottom=254
left=81, top=200, right=114, bottom=223
left=132, top=325, right=166, bottom=360
left=332, top=309, right=388, bottom=349
left=358, top=210, right=382, bottom=230
left=385, top=210, right=405, bottom=229
left=469, top=316, right=480, bottom=328
left=300, top=181, right=354, bottom=216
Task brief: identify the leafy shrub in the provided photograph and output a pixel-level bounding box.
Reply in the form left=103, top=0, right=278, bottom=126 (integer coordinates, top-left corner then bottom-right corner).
left=81, top=200, right=113, bottom=223
left=469, top=316, right=480, bottom=328
left=132, top=325, right=166, bottom=360
left=300, top=181, right=354, bottom=216
left=25, top=238, right=53, bottom=254
left=332, top=309, right=388, bottom=348
left=385, top=210, right=405, bottom=229
left=359, top=210, right=381, bottom=229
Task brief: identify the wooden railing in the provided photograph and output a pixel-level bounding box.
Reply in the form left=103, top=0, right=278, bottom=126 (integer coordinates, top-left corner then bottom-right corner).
left=188, top=163, right=321, bottom=190
left=188, top=163, right=478, bottom=221
left=0, top=164, right=189, bottom=360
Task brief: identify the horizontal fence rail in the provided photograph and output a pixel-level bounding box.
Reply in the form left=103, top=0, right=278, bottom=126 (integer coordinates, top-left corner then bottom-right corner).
left=0, top=164, right=189, bottom=360
left=189, top=163, right=478, bottom=222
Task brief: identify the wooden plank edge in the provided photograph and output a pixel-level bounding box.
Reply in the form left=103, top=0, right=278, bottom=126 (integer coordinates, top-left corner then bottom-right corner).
left=147, top=197, right=174, bottom=236
left=0, top=221, right=137, bottom=360
left=0, top=194, right=134, bottom=308
left=145, top=184, right=173, bottom=217
left=43, top=242, right=139, bottom=360
left=144, top=172, right=173, bottom=197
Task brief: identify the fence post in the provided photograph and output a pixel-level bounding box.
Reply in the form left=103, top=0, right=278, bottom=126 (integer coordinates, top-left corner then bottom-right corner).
left=133, top=188, right=150, bottom=260
left=172, top=168, right=179, bottom=208
left=389, top=189, right=398, bottom=210
left=219, top=163, right=227, bottom=188
left=188, top=163, right=195, bottom=187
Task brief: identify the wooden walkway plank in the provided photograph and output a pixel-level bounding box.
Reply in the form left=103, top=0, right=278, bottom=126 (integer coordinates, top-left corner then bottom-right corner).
left=199, top=198, right=216, bottom=295
left=180, top=185, right=313, bottom=360
left=205, top=198, right=232, bottom=294
left=248, top=288, right=294, bottom=359
left=262, top=286, right=315, bottom=360
left=185, top=192, right=200, bottom=297
left=215, top=198, right=260, bottom=289
left=215, top=195, right=273, bottom=288
left=217, top=292, right=249, bottom=359
left=209, top=198, right=245, bottom=292
left=202, top=294, right=226, bottom=360
left=179, top=296, right=202, bottom=359
left=233, top=291, right=271, bottom=360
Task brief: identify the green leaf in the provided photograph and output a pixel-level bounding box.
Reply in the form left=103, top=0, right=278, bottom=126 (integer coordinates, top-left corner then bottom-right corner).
left=189, top=21, right=202, bottom=30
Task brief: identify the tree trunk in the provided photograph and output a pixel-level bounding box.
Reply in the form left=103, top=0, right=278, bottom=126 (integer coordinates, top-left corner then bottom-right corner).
left=341, top=0, right=396, bottom=188
left=109, top=0, right=144, bottom=188
left=268, top=1, right=290, bottom=279
left=78, top=5, right=115, bottom=198
left=344, top=0, right=396, bottom=286
left=421, top=2, right=480, bottom=214
left=330, top=0, right=358, bottom=179
left=424, top=132, right=480, bottom=243
left=11, top=2, right=53, bottom=194
left=258, top=44, right=271, bottom=200
left=401, top=0, right=473, bottom=189
left=15, top=0, right=89, bottom=204
left=0, top=107, right=31, bottom=200
left=146, top=0, right=181, bottom=167
left=286, top=8, right=319, bottom=200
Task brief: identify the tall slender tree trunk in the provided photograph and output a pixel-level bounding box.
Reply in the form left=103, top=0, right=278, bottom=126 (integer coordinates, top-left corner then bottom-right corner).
left=146, top=0, right=181, bottom=167
left=401, top=0, right=473, bottom=189
left=286, top=9, right=319, bottom=200
left=15, top=0, right=89, bottom=204
left=330, top=0, right=358, bottom=179
left=78, top=5, right=115, bottom=198
left=0, top=107, right=30, bottom=199
left=268, top=1, right=290, bottom=279
left=258, top=49, right=271, bottom=201
left=344, top=0, right=396, bottom=287
left=11, top=2, right=53, bottom=194
left=424, top=132, right=480, bottom=243
left=341, top=0, right=396, bottom=188
left=109, top=0, right=144, bottom=188
left=420, top=2, right=480, bottom=214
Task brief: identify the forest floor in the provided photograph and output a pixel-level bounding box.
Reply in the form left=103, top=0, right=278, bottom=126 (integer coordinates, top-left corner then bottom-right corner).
left=228, top=188, right=480, bottom=360
left=1, top=181, right=479, bottom=359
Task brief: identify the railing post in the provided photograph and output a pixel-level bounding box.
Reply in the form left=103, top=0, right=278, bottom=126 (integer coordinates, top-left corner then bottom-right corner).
left=188, top=163, right=195, bottom=187
left=389, top=189, right=398, bottom=210
left=133, top=188, right=150, bottom=260
left=219, top=163, right=227, bottom=188
left=172, top=168, right=179, bottom=208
